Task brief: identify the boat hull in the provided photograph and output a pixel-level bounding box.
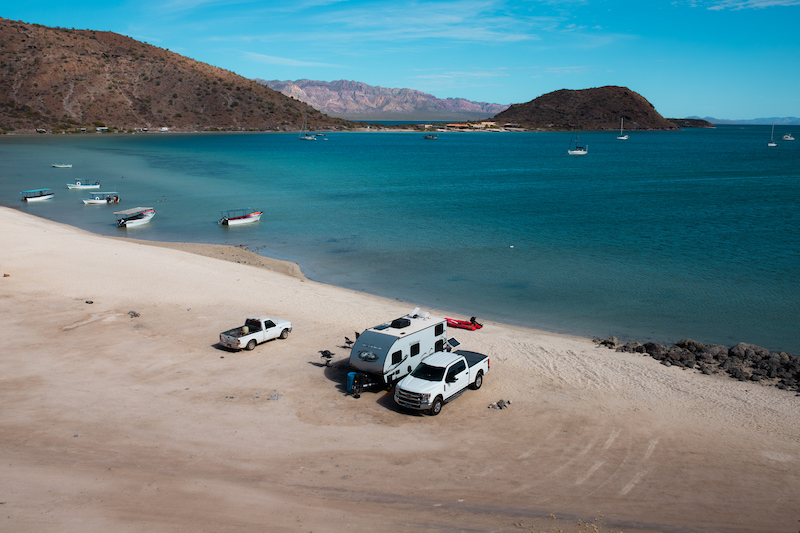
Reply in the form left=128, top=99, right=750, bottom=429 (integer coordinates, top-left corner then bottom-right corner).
left=23, top=194, right=55, bottom=202
left=116, top=210, right=155, bottom=227
left=52, top=164, right=72, bottom=168
left=67, top=182, right=100, bottom=189
left=221, top=213, right=262, bottom=225
left=446, top=318, right=483, bottom=331
left=568, top=149, right=588, bottom=156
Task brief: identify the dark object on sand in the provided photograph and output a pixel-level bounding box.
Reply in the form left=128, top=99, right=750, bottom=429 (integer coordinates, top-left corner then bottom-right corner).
left=320, top=350, right=333, bottom=367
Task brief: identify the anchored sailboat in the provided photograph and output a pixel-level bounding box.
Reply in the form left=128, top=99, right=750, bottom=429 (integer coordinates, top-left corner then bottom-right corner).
left=299, top=114, right=316, bottom=141
left=617, top=117, right=629, bottom=140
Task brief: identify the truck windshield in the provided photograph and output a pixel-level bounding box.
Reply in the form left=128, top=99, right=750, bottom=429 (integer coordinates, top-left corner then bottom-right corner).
left=410, top=363, right=445, bottom=382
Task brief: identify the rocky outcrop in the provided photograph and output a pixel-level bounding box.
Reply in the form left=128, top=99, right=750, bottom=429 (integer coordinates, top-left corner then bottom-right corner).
left=493, top=86, right=678, bottom=131
left=597, top=337, right=800, bottom=392
left=668, top=118, right=716, bottom=128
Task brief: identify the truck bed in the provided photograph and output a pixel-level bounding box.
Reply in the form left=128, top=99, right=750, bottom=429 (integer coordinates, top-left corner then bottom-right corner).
left=453, top=350, right=488, bottom=367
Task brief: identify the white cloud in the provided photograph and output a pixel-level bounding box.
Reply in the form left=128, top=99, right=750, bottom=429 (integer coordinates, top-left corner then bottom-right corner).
left=241, top=51, right=345, bottom=68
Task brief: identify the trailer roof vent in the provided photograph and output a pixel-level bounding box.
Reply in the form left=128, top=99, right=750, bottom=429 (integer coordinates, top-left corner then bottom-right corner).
left=391, top=317, right=411, bottom=329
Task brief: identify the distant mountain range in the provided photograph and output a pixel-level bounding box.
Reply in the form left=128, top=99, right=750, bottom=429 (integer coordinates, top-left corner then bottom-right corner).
left=257, top=79, right=509, bottom=121
left=0, top=17, right=349, bottom=133
left=688, top=116, right=800, bottom=125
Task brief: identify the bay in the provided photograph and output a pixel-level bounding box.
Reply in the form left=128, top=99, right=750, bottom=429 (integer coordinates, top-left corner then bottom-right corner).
left=1, top=125, right=798, bottom=353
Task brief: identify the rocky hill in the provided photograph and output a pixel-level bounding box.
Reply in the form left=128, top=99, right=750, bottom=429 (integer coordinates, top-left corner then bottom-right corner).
left=258, top=79, right=509, bottom=121
left=0, top=18, right=351, bottom=133
left=494, top=86, right=678, bottom=131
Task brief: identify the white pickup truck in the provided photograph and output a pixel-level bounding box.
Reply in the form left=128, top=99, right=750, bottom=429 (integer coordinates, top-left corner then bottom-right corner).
left=219, top=316, right=292, bottom=351
left=394, top=350, right=489, bottom=416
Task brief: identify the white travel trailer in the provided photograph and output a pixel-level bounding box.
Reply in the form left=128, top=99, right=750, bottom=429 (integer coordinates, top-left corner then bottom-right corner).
left=348, top=308, right=447, bottom=392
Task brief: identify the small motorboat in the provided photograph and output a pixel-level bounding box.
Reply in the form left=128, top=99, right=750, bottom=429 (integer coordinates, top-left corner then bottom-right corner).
left=114, top=207, right=155, bottom=227
left=782, top=133, right=795, bottom=141
left=82, top=192, right=120, bottom=205
left=218, top=208, right=262, bottom=226
left=446, top=317, right=483, bottom=331
left=52, top=163, right=72, bottom=168
left=67, top=180, right=101, bottom=189
left=21, top=189, right=55, bottom=202
left=424, top=134, right=438, bottom=139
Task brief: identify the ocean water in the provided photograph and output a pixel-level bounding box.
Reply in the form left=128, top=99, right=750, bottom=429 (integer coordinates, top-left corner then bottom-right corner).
left=2, top=126, right=799, bottom=353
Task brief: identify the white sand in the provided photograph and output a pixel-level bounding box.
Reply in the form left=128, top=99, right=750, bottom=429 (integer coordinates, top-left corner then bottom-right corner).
left=1, top=206, right=798, bottom=533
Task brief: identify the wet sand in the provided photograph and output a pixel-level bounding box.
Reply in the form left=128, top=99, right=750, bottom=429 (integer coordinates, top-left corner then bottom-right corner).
left=1, top=206, right=798, bottom=532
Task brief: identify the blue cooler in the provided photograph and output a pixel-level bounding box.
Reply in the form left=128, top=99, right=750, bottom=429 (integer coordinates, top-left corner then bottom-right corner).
left=347, top=372, right=357, bottom=393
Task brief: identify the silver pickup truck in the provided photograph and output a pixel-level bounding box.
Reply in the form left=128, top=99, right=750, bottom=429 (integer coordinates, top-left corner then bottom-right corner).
left=219, top=316, right=292, bottom=351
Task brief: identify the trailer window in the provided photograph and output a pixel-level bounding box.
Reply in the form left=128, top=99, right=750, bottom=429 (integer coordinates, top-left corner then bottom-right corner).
left=391, top=350, right=402, bottom=365
left=435, top=323, right=444, bottom=336
left=435, top=339, right=444, bottom=352
left=410, top=343, right=420, bottom=356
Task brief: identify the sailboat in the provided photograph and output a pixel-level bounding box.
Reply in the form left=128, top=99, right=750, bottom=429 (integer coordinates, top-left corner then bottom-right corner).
left=617, top=117, right=629, bottom=140
left=299, top=114, right=316, bottom=141
left=768, top=122, right=777, bottom=147
left=568, top=133, right=588, bottom=156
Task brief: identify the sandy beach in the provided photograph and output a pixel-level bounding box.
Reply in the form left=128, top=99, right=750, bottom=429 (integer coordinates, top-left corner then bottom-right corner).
left=1, top=206, right=798, bottom=533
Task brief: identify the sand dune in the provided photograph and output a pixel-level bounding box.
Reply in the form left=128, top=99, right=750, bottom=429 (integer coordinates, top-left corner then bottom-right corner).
left=1, top=206, right=797, bottom=532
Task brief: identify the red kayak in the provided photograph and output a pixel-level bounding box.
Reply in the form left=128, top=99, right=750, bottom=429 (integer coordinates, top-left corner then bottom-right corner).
left=446, top=317, right=483, bottom=331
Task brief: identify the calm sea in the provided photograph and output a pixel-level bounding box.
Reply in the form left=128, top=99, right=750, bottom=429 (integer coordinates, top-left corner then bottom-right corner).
left=2, top=126, right=798, bottom=353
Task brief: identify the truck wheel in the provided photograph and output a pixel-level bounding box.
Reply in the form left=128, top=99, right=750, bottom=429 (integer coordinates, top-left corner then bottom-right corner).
left=470, top=371, right=483, bottom=390
left=245, top=339, right=257, bottom=351
left=429, top=396, right=444, bottom=416
left=279, top=329, right=289, bottom=339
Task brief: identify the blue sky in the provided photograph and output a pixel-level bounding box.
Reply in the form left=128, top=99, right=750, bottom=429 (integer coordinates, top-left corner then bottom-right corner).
left=5, top=0, right=800, bottom=119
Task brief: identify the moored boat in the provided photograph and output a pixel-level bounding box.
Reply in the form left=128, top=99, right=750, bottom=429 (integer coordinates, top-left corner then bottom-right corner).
left=568, top=133, right=588, bottom=155
left=299, top=114, right=316, bottom=141
left=82, top=192, right=120, bottom=205
left=617, top=117, right=629, bottom=140
left=423, top=134, right=438, bottom=139
left=52, top=163, right=72, bottom=168
left=66, top=180, right=101, bottom=189
left=21, top=189, right=55, bottom=202
left=782, top=133, right=795, bottom=141
left=114, top=207, right=155, bottom=227
left=218, top=208, right=262, bottom=226
left=446, top=317, right=483, bottom=331
left=768, top=122, right=778, bottom=147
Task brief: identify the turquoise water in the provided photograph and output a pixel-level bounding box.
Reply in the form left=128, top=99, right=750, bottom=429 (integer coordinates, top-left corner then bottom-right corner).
left=2, top=126, right=799, bottom=353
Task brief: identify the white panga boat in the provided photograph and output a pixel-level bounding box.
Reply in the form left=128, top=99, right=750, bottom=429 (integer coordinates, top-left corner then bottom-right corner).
left=21, top=189, right=55, bottom=202
left=67, top=180, right=101, bottom=189
left=114, top=207, right=155, bottom=227
left=782, top=133, right=795, bottom=141
left=617, top=118, right=629, bottom=140
left=218, top=208, right=262, bottom=226
left=52, top=163, right=72, bottom=168
left=568, top=133, right=588, bottom=155
left=82, top=192, right=120, bottom=205
left=768, top=122, right=777, bottom=147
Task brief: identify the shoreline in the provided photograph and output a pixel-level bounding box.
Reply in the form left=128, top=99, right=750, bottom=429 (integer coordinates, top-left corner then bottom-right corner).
left=10, top=205, right=800, bottom=377
left=2, top=205, right=799, bottom=532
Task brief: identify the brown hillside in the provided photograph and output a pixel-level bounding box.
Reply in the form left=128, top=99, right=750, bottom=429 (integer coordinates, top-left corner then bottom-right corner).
left=494, top=86, right=678, bottom=131
left=0, top=18, right=352, bottom=133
